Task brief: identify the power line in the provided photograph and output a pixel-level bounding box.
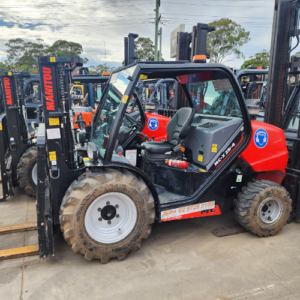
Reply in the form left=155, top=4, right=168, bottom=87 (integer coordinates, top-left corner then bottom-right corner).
left=160, top=13, right=272, bottom=20
left=163, top=1, right=273, bottom=7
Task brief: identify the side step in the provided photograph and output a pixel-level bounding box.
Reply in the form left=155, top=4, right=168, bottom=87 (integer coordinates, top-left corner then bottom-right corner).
left=0, top=223, right=39, bottom=260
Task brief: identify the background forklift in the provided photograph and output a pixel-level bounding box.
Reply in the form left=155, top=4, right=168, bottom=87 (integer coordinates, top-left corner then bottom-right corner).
left=236, top=68, right=268, bottom=107
left=0, top=71, right=38, bottom=199
left=263, top=0, right=300, bottom=221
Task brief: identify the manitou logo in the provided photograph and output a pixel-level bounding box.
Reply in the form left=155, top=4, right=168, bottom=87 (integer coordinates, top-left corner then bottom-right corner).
left=42, top=67, right=55, bottom=110
left=3, top=77, right=13, bottom=105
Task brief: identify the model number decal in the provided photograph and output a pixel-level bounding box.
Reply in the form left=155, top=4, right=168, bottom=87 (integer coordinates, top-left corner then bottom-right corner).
left=214, top=142, right=236, bottom=167
left=161, top=201, right=216, bottom=221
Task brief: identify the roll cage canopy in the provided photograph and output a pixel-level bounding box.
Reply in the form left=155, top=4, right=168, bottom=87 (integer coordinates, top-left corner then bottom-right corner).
left=71, top=75, right=109, bottom=83
left=97, top=61, right=252, bottom=165
left=236, top=69, right=268, bottom=81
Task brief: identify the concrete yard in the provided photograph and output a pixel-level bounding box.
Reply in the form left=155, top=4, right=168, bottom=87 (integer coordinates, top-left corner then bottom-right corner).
left=1, top=189, right=300, bottom=300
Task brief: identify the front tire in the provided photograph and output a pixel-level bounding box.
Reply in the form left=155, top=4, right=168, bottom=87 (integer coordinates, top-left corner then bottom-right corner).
left=17, top=146, right=37, bottom=198
left=234, top=180, right=292, bottom=237
left=60, top=168, right=155, bottom=263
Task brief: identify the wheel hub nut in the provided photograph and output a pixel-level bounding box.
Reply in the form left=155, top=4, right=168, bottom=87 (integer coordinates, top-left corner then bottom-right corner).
left=98, top=208, right=101, bottom=212
left=115, top=204, right=119, bottom=208
left=108, top=221, right=111, bottom=224
left=98, top=217, right=102, bottom=221
left=106, top=201, right=110, bottom=205
left=116, top=214, right=120, bottom=218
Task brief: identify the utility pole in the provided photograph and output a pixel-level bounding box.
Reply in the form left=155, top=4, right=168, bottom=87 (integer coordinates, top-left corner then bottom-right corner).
left=154, top=0, right=160, bottom=61
left=159, top=27, right=162, bottom=61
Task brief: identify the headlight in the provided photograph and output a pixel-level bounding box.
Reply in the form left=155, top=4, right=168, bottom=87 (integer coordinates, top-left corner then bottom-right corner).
left=290, top=76, right=296, bottom=84
left=87, top=142, right=99, bottom=161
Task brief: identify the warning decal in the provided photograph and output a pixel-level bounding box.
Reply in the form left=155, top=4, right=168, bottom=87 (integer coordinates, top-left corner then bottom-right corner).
left=161, top=201, right=221, bottom=222
left=49, top=118, right=60, bottom=126
left=47, top=128, right=61, bottom=140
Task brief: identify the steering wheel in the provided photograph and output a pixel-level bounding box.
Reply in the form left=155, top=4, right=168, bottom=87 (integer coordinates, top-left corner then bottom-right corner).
left=124, top=113, right=142, bottom=130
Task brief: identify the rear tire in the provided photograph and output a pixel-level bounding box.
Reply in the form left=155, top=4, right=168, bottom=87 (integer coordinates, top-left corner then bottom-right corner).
left=234, top=180, right=292, bottom=237
left=17, top=146, right=37, bottom=198
left=60, top=168, right=155, bottom=263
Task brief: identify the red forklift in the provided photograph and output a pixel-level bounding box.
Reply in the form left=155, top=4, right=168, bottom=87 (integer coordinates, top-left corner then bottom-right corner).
left=34, top=1, right=300, bottom=263
left=36, top=49, right=292, bottom=264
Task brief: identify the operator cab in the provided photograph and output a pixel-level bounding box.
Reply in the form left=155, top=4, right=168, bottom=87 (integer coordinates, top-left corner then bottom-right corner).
left=236, top=69, right=268, bottom=109
left=90, top=62, right=250, bottom=208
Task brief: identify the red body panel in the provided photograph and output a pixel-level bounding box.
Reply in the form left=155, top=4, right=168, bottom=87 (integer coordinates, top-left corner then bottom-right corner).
left=240, top=121, right=288, bottom=173
left=141, top=112, right=169, bottom=141
left=256, top=170, right=286, bottom=185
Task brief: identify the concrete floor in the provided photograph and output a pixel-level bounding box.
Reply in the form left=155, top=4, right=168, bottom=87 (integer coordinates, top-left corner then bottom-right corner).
left=1, top=189, right=300, bottom=300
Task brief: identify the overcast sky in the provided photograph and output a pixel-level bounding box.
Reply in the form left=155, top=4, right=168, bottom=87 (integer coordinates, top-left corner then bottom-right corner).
left=0, top=0, right=285, bottom=69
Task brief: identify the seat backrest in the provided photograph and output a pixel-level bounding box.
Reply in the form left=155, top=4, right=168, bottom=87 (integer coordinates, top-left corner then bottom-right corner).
left=166, top=107, right=195, bottom=146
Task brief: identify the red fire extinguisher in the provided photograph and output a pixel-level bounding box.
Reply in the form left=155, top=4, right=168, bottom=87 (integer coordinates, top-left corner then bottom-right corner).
left=165, top=159, right=188, bottom=169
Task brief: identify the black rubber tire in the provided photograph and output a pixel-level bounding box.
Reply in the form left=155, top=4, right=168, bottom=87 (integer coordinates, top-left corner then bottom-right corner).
left=234, top=179, right=292, bottom=237
left=17, top=146, right=37, bottom=198
left=59, top=168, right=155, bottom=263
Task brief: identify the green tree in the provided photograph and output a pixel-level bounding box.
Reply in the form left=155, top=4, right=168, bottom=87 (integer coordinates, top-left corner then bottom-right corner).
left=5, top=38, right=26, bottom=62
left=5, top=38, right=87, bottom=72
left=89, top=63, right=118, bottom=75
left=207, top=18, right=250, bottom=63
left=241, top=49, right=270, bottom=69
left=135, top=37, right=163, bottom=61
left=45, top=40, right=83, bottom=57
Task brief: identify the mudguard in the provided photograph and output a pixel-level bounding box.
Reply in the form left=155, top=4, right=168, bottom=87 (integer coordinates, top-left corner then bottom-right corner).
left=240, top=120, right=288, bottom=173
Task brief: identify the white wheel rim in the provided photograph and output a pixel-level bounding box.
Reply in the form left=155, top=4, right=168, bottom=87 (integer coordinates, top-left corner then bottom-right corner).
left=257, top=197, right=283, bottom=226
left=32, top=163, right=37, bottom=186
left=84, top=192, right=137, bottom=244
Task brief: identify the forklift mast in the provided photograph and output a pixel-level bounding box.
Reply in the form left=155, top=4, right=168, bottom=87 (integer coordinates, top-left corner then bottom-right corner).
left=38, top=56, right=83, bottom=171
left=264, top=0, right=300, bottom=127
left=0, top=71, right=32, bottom=188
left=124, top=33, right=139, bottom=66
left=174, top=23, right=215, bottom=109
left=36, top=56, right=85, bottom=257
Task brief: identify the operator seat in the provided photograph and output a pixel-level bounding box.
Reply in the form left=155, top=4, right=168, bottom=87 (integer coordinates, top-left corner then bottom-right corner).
left=141, top=107, right=195, bottom=163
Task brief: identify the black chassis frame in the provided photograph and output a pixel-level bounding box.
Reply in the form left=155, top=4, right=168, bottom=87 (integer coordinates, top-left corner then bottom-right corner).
left=0, top=71, right=34, bottom=199
left=91, top=61, right=252, bottom=221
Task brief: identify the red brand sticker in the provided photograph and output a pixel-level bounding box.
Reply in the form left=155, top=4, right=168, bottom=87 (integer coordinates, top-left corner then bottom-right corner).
left=4, top=77, right=13, bottom=105
left=43, top=67, right=55, bottom=111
